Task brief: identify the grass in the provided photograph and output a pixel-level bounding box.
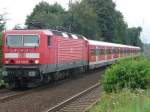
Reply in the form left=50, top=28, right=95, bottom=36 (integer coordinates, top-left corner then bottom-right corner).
left=87, top=89, right=150, bottom=112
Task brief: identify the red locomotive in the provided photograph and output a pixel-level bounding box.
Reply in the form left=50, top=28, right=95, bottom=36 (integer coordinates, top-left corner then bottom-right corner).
left=1, top=29, right=140, bottom=88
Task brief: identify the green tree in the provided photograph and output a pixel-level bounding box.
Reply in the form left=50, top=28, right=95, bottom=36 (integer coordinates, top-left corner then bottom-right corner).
left=0, top=13, right=6, bottom=46
left=87, top=0, right=117, bottom=41
left=127, top=27, right=143, bottom=46
left=113, top=11, right=128, bottom=44
left=0, top=13, right=5, bottom=65
left=66, top=0, right=101, bottom=40
left=26, top=1, right=65, bottom=29
left=25, top=0, right=143, bottom=47
left=0, top=14, right=5, bottom=32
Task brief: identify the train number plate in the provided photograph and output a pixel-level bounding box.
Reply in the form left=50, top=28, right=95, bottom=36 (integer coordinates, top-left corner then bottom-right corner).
left=18, top=53, right=26, bottom=58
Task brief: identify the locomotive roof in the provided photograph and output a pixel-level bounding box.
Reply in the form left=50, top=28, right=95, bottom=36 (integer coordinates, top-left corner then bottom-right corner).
left=4, top=29, right=86, bottom=40
left=5, top=29, right=52, bottom=34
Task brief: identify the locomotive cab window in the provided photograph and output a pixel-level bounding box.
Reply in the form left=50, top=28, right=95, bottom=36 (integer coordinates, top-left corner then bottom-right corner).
left=6, top=35, right=39, bottom=47
left=7, top=35, right=22, bottom=47
left=23, top=35, right=39, bottom=47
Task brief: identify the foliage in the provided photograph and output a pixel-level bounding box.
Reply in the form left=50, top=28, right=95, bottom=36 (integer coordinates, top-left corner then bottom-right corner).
left=103, top=57, right=150, bottom=92
left=86, top=0, right=142, bottom=45
left=126, top=27, right=143, bottom=47
left=0, top=13, right=5, bottom=46
left=0, top=13, right=5, bottom=66
left=65, top=0, right=101, bottom=40
left=25, top=0, right=143, bottom=46
left=0, top=13, right=5, bottom=86
left=87, top=0, right=116, bottom=41
left=113, top=11, right=128, bottom=44
left=87, top=89, right=150, bottom=112
left=0, top=14, right=5, bottom=32
left=26, top=1, right=65, bottom=29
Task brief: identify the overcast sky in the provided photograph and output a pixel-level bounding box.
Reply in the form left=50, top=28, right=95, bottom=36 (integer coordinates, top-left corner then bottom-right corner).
left=0, top=0, right=149, bottom=43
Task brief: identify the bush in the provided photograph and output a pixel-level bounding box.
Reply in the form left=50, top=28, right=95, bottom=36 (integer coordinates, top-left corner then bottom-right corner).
left=103, top=57, right=150, bottom=92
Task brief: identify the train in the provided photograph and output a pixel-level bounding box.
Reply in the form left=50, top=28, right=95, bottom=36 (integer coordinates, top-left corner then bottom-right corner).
left=1, top=29, right=141, bottom=88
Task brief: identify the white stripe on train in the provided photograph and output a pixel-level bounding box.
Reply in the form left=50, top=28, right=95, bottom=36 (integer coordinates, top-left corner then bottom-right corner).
left=5, top=53, right=40, bottom=58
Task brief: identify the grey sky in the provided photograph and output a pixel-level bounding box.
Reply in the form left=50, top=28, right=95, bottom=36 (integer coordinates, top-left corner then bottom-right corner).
left=0, top=0, right=149, bottom=43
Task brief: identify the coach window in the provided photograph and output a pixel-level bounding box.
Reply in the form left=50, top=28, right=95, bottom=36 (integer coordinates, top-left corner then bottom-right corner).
left=104, top=49, right=106, bottom=55
left=47, top=36, right=51, bottom=46
left=115, top=49, right=118, bottom=54
left=106, top=49, right=109, bottom=54
left=96, top=49, right=100, bottom=56
left=100, top=49, right=105, bottom=55
left=110, top=49, right=112, bottom=54
left=113, top=49, right=115, bottom=54
left=120, top=50, right=122, bottom=54
left=107, top=49, right=111, bottom=54
left=91, top=49, right=96, bottom=56
left=126, top=49, right=127, bottom=54
left=127, top=49, right=129, bottom=54
left=106, top=49, right=108, bottom=54
left=107, top=49, right=110, bottom=54
left=100, top=49, right=102, bottom=55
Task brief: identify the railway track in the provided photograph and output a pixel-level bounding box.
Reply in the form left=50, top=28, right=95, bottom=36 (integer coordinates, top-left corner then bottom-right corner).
left=0, top=68, right=104, bottom=104
left=0, top=81, right=68, bottom=103
left=44, top=83, right=101, bottom=112
left=0, top=75, right=86, bottom=103
left=0, top=88, right=10, bottom=94
left=0, top=90, right=25, bottom=103
left=0, top=87, right=40, bottom=103
left=0, top=68, right=105, bottom=112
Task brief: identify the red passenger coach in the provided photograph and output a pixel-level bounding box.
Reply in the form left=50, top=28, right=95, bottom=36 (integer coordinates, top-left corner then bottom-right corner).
left=2, top=30, right=88, bottom=88
left=88, top=40, right=140, bottom=69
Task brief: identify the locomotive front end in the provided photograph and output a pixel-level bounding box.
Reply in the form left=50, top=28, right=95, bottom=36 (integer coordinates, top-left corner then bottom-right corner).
left=2, top=31, right=42, bottom=88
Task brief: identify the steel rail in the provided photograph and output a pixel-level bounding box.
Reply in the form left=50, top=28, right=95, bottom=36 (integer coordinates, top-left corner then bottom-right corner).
left=44, top=83, right=100, bottom=112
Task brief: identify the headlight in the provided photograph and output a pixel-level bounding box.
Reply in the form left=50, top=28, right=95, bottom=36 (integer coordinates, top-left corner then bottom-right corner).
left=28, top=71, right=36, bottom=77
left=5, top=61, right=9, bottom=64
left=35, top=60, right=39, bottom=64
left=2, top=71, right=8, bottom=76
